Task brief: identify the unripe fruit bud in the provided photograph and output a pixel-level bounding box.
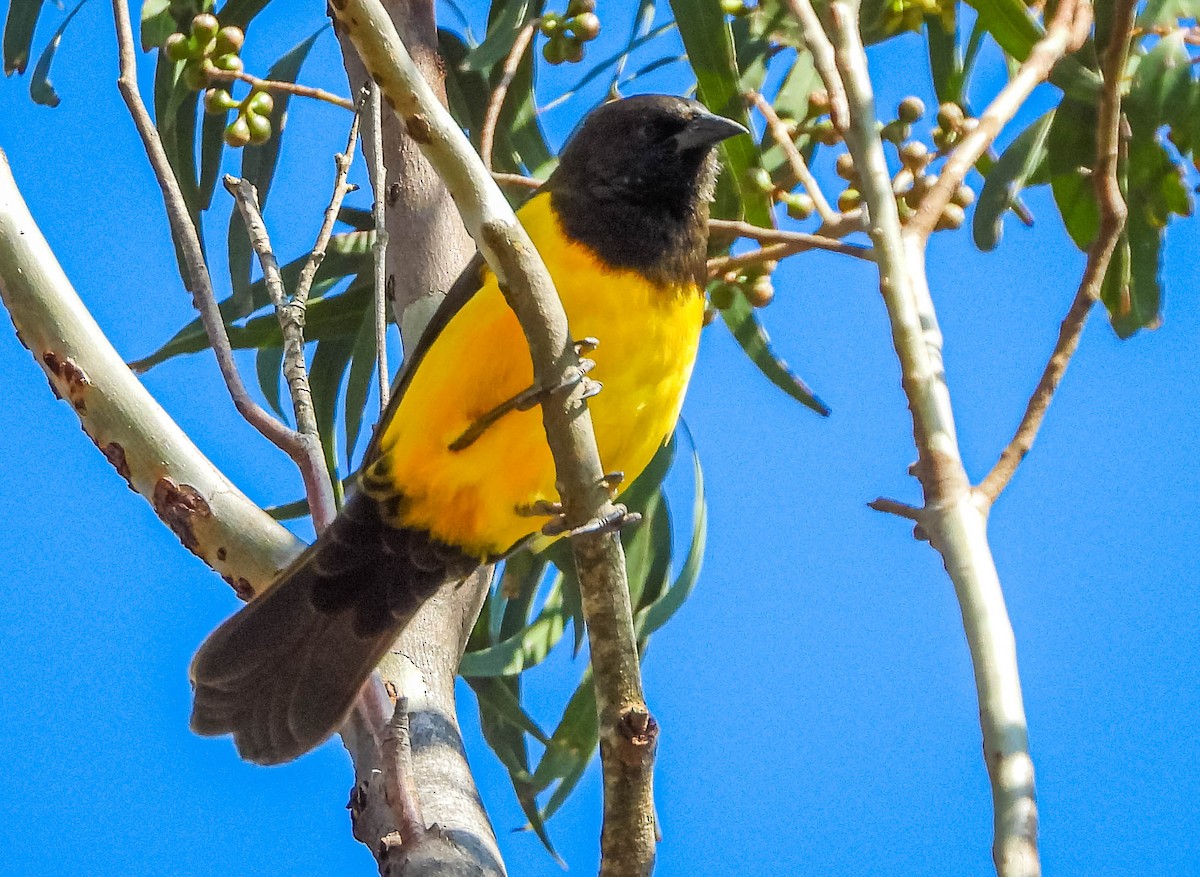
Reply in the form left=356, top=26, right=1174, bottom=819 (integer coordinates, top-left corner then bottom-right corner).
left=897, top=96, right=925, bottom=124
left=540, top=13, right=562, bottom=35
left=749, top=167, right=774, bottom=192
left=214, top=53, right=244, bottom=72
left=899, top=141, right=929, bottom=169
left=880, top=120, right=909, bottom=144
left=785, top=192, right=814, bottom=220
left=838, top=188, right=861, bottom=211
left=834, top=152, right=856, bottom=180
left=542, top=37, right=565, bottom=64
left=225, top=116, right=252, bottom=147
left=164, top=32, right=190, bottom=62
left=567, top=0, right=596, bottom=14
left=247, top=90, right=274, bottom=117
left=807, top=90, right=831, bottom=116
left=936, top=203, right=966, bottom=231
left=952, top=185, right=975, bottom=208
left=720, top=0, right=746, bottom=13
left=747, top=275, right=774, bottom=308
left=562, top=38, right=584, bottom=63
left=247, top=114, right=273, bottom=145
left=215, top=26, right=245, bottom=56
left=569, top=12, right=601, bottom=41
left=184, top=62, right=209, bottom=91
left=936, top=102, right=964, bottom=130
left=811, top=119, right=839, bottom=145
left=204, top=88, right=234, bottom=114
left=191, top=13, right=220, bottom=42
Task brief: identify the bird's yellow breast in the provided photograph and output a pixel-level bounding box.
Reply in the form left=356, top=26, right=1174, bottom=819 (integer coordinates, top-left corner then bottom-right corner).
left=364, top=193, right=704, bottom=558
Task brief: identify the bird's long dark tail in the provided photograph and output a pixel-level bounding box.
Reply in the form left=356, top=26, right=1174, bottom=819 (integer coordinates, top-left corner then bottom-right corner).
left=189, top=490, right=476, bottom=765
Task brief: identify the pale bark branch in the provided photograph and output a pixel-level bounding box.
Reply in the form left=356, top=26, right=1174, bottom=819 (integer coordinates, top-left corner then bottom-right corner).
left=977, top=0, right=1131, bottom=506
left=330, top=2, right=655, bottom=873
left=706, top=218, right=873, bottom=274
left=0, top=150, right=302, bottom=597
left=781, top=0, right=848, bottom=132
left=907, top=0, right=1091, bottom=239
left=111, top=0, right=335, bottom=542
left=803, top=3, right=1050, bottom=875
left=365, top=80, right=392, bottom=411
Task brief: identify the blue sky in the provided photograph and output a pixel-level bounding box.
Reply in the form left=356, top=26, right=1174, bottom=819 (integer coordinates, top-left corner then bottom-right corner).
left=1, top=2, right=1198, bottom=875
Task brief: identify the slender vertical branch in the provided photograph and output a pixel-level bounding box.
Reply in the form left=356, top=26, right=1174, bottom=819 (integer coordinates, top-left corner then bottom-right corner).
left=111, top=0, right=336, bottom=541
left=745, top=90, right=839, bottom=225
left=480, top=18, right=539, bottom=171
left=977, top=0, right=1132, bottom=505
left=780, top=0, right=849, bottom=132
left=364, top=80, right=392, bottom=411
left=330, top=2, right=655, bottom=873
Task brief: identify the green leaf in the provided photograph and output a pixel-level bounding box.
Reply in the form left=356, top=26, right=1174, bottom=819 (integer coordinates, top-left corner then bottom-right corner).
left=198, top=108, right=228, bottom=211
left=719, top=290, right=830, bottom=415
left=133, top=232, right=373, bottom=371
left=638, top=438, right=707, bottom=637
left=139, top=0, right=174, bottom=52
left=465, top=676, right=550, bottom=744
left=460, top=573, right=566, bottom=676
left=343, top=295, right=381, bottom=469
left=217, top=0, right=274, bottom=29
left=464, top=0, right=531, bottom=71
left=974, top=110, right=1053, bottom=251
left=337, top=205, right=375, bottom=231
left=668, top=0, right=770, bottom=226
left=926, top=11, right=963, bottom=106
left=28, top=0, right=90, bottom=108
left=624, top=490, right=672, bottom=611
left=1127, top=32, right=1193, bottom=141
left=1136, top=0, right=1200, bottom=28
left=256, top=344, right=286, bottom=419
left=530, top=671, right=598, bottom=792
left=3, top=0, right=45, bottom=75
left=309, top=335, right=355, bottom=503
left=1047, top=97, right=1100, bottom=250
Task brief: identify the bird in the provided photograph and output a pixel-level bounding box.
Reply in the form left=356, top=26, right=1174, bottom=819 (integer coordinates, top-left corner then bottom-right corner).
left=189, top=94, right=746, bottom=765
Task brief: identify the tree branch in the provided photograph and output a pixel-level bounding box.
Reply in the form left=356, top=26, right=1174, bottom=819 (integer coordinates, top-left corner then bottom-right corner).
left=0, top=150, right=302, bottom=598
left=781, top=0, right=849, bottom=132
left=480, top=18, right=539, bottom=172
left=907, top=0, right=1091, bottom=239
left=977, top=0, right=1131, bottom=506
left=807, top=3, right=1049, bottom=875
left=206, top=67, right=355, bottom=110
left=706, top=218, right=873, bottom=274
left=111, top=0, right=334, bottom=544
left=364, top=80, right=392, bottom=411
left=330, top=2, right=656, bottom=873
left=745, top=90, right=839, bottom=225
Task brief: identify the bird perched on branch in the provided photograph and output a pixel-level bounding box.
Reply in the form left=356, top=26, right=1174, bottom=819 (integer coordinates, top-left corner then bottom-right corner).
left=190, top=94, right=746, bottom=764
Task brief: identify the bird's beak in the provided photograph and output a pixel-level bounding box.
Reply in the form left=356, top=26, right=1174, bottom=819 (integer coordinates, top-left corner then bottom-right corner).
left=673, top=111, right=749, bottom=152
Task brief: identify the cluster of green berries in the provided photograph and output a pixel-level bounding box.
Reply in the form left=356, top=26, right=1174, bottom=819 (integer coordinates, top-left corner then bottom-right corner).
left=881, top=0, right=955, bottom=35
left=540, top=0, right=600, bottom=65
left=888, top=98, right=975, bottom=230
left=744, top=91, right=839, bottom=221
left=164, top=13, right=244, bottom=90
left=708, top=265, right=775, bottom=314
left=164, top=14, right=273, bottom=148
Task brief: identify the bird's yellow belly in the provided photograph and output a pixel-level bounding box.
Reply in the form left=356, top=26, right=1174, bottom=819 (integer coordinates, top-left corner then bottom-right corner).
left=365, top=204, right=703, bottom=558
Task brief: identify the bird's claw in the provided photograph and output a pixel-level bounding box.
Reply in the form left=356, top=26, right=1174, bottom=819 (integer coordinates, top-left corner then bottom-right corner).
left=540, top=504, right=641, bottom=539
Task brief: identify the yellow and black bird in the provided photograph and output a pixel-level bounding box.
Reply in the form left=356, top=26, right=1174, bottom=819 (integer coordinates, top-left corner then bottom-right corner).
left=190, top=94, right=746, bottom=764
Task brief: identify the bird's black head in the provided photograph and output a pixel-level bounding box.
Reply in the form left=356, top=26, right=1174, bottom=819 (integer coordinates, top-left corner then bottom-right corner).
left=548, top=95, right=747, bottom=286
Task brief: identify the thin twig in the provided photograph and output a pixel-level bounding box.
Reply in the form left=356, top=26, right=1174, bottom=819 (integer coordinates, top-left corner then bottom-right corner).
left=706, top=218, right=873, bottom=273
left=780, top=0, right=848, bottom=133
left=380, top=697, right=427, bottom=844
left=479, top=18, right=539, bottom=171
left=746, top=91, right=839, bottom=225
left=207, top=67, right=355, bottom=110
left=364, top=81, right=391, bottom=412
left=867, top=497, right=924, bottom=521
left=907, top=0, right=1091, bottom=239
left=223, top=176, right=337, bottom=531
left=111, top=0, right=334, bottom=532
left=977, top=0, right=1132, bottom=506
left=492, top=171, right=543, bottom=189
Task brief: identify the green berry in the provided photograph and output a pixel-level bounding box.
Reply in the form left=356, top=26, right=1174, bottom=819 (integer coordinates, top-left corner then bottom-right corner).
left=247, top=114, right=273, bottom=145
left=214, top=53, right=244, bottom=73
left=224, top=116, right=252, bottom=148
left=569, top=12, right=601, bottom=41
left=807, top=90, right=831, bottom=118
left=215, top=26, right=245, bottom=56
left=880, top=120, right=910, bottom=144
left=936, top=203, right=966, bottom=231
left=562, top=37, right=584, bottom=63
left=838, top=188, right=861, bottom=211
left=720, top=0, right=746, bottom=13
left=204, top=88, right=234, bottom=114
left=899, top=141, right=929, bottom=169
left=784, top=192, right=814, bottom=220
left=247, top=90, right=274, bottom=117
left=746, top=275, right=774, bottom=308
left=834, top=152, right=856, bottom=180
left=897, top=96, right=925, bottom=124
left=951, top=185, right=975, bottom=208
left=540, top=13, right=562, bottom=35
left=936, top=102, right=964, bottom=131
left=811, top=119, right=839, bottom=146
left=183, top=61, right=209, bottom=91
left=748, top=167, right=774, bottom=193
left=164, top=32, right=191, bottom=62
left=191, top=13, right=220, bottom=43
left=567, top=0, right=596, bottom=14
left=542, top=37, right=565, bottom=65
